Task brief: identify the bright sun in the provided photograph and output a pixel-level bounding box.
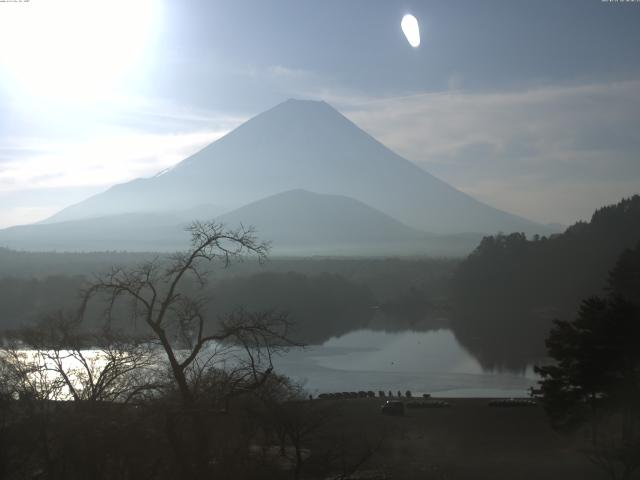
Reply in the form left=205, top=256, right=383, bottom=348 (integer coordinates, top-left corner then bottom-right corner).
left=401, top=14, right=420, bottom=48
left=0, top=0, right=161, bottom=102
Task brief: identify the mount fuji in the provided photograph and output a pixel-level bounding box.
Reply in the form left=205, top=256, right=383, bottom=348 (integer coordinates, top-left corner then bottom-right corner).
left=1, top=99, right=548, bottom=253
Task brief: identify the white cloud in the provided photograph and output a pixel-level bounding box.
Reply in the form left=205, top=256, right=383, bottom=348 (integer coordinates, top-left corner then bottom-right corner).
left=0, top=186, right=107, bottom=229
left=0, top=93, right=250, bottom=228
left=266, top=65, right=314, bottom=80
left=278, top=75, right=640, bottom=224
left=337, top=81, right=640, bottom=224
left=2, top=74, right=639, bottom=229
left=0, top=130, right=226, bottom=193
left=101, top=95, right=248, bottom=133
left=0, top=205, right=61, bottom=229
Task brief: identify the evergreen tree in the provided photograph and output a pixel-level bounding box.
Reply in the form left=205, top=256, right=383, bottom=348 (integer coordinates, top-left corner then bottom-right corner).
left=535, top=244, right=640, bottom=479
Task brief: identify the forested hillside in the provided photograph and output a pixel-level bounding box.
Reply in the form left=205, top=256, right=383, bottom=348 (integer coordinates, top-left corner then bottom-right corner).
left=0, top=255, right=455, bottom=343
left=452, top=195, right=640, bottom=370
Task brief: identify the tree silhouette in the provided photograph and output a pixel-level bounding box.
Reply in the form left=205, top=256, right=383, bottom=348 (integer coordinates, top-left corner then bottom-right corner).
left=80, top=221, right=296, bottom=479
left=453, top=195, right=640, bottom=370
left=535, top=244, right=640, bottom=479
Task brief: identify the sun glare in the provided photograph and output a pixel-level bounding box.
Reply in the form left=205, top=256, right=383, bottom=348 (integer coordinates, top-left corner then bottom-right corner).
left=401, top=14, right=420, bottom=48
left=0, top=0, right=161, bottom=102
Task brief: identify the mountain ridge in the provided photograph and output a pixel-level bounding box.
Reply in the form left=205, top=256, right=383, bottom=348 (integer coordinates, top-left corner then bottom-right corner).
left=0, top=189, right=483, bottom=255
left=42, top=99, right=546, bottom=235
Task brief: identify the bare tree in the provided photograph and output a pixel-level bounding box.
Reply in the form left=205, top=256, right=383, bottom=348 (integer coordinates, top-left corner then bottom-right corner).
left=13, top=311, right=160, bottom=404
left=253, top=384, right=383, bottom=480
left=79, top=221, right=296, bottom=478
left=0, top=347, right=65, bottom=403
left=275, top=399, right=338, bottom=480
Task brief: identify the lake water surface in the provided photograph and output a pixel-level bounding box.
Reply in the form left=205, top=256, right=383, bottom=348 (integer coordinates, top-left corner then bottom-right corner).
left=274, top=329, right=539, bottom=398
left=8, top=328, right=539, bottom=399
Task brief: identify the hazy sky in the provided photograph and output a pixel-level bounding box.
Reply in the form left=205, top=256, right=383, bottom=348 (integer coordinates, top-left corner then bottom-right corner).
left=1, top=0, right=639, bottom=228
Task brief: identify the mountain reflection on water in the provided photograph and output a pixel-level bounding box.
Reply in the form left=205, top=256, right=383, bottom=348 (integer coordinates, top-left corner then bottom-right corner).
left=274, top=329, right=539, bottom=398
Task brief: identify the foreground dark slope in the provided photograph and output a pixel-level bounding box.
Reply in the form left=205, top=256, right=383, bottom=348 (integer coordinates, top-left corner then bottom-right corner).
left=452, top=195, right=640, bottom=370
left=44, top=99, right=542, bottom=235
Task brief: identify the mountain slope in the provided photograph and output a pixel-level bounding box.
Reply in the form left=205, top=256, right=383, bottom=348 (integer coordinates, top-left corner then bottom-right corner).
left=0, top=212, right=193, bottom=252
left=0, top=190, right=482, bottom=255
left=217, top=189, right=428, bottom=255
left=44, top=99, right=543, bottom=235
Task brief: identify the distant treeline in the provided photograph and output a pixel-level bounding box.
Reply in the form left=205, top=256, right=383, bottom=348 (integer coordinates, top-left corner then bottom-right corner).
left=0, top=250, right=455, bottom=301
left=452, top=195, right=640, bottom=370
left=0, top=249, right=157, bottom=278
left=0, top=276, right=85, bottom=329
left=6, top=196, right=637, bottom=370
left=208, top=272, right=373, bottom=343
left=0, top=256, right=457, bottom=344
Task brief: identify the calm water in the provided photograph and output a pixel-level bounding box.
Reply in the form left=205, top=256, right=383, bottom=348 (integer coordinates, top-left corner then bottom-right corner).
left=273, top=329, right=538, bottom=398
left=9, top=329, right=539, bottom=399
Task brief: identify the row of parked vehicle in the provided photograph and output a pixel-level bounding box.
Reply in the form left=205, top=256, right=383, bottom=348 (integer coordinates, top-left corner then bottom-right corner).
left=316, top=391, right=537, bottom=415
left=318, top=390, right=430, bottom=400
left=381, top=399, right=452, bottom=416
left=488, top=398, right=537, bottom=407
left=382, top=398, right=537, bottom=416
left=318, top=391, right=376, bottom=399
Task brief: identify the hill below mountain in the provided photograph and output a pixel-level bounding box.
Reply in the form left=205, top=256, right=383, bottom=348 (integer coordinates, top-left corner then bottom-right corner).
left=43, top=99, right=545, bottom=236
left=217, top=189, right=474, bottom=255
left=0, top=190, right=480, bottom=255
left=218, top=189, right=423, bottom=254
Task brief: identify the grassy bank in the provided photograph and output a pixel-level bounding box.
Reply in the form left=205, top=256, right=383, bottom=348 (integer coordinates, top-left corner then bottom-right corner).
left=313, top=397, right=600, bottom=480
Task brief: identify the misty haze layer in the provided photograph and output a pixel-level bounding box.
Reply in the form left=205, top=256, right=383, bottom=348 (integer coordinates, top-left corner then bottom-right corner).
left=1, top=99, right=549, bottom=254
